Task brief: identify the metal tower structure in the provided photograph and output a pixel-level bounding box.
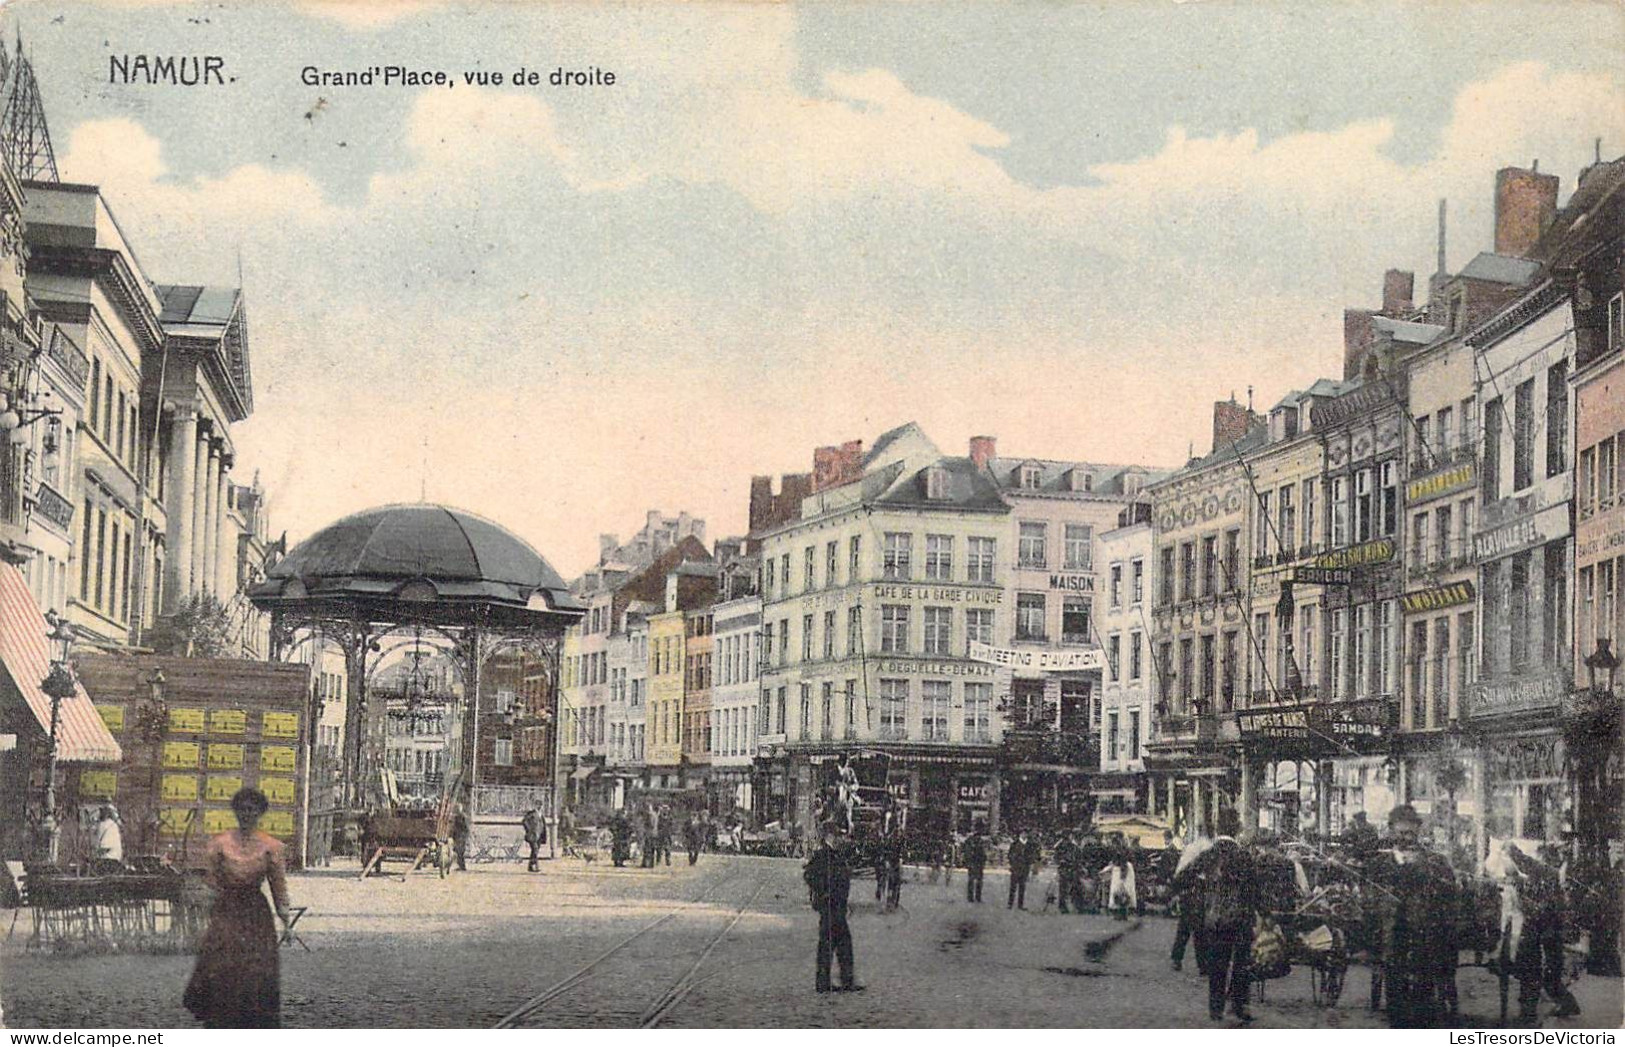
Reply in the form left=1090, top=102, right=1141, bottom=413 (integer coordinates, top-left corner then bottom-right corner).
left=1, top=35, right=58, bottom=182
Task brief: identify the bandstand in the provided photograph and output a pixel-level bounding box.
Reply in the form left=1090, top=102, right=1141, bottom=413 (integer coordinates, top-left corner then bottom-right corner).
left=247, top=504, right=584, bottom=836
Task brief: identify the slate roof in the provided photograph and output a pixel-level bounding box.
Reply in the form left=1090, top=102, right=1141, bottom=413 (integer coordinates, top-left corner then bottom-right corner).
left=862, top=421, right=928, bottom=467
left=1373, top=315, right=1447, bottom=345
left=1458, top=252, right=1542, bottom=287
left=872, top=456, right=1009, bottom=512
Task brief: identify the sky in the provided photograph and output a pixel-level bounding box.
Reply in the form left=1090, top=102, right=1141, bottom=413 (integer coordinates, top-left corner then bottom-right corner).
left=5, top=0, right=1623, bottom=578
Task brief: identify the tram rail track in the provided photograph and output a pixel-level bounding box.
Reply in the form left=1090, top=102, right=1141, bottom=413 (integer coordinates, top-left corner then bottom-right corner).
left=493, top=867, right=774, bottom=1029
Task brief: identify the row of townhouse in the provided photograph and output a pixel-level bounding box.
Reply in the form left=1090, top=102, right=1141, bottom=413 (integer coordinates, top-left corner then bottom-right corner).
left=1143, top=158, right=1624, bottom=864
left=558, top=426, right=1166, bottom=836
left=0, top=39, right=283, bottom=860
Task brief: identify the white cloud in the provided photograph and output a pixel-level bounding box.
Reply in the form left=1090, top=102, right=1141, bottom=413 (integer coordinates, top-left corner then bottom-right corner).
left=47, top=50, right=1625, bottom=575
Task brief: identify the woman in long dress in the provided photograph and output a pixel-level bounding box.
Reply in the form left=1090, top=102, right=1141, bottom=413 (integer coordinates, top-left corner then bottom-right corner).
left=184, top=787, right=293, bottom=1028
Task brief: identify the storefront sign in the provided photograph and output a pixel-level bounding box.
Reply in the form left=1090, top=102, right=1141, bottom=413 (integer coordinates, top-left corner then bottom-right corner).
left=262, top=777, right=297, bottom=806
left=262, top=811, right=295, bottom=838
left=161, top=741, right=200, bottom=768
left=1474, top=503, right=1570, bottom=561
left=1236, top=697, right=1395, bottom=750
left=206, top=776, right=244, bottom=802
left=161, top=775, right=199, bottom=802
left=968, top=641, right=1104, bottom=673
left=1047, top=574, right=1095, bottom=593
left=872, top=584, right=1002, bottom=605
left=1292, top=566, right=1351, bottom=586
left=96, top=705, right=125, bottom=733
left=1574, top=525, right=1625, bottom=562
left=1485, top=735, right=1563, bottom=782
left=261, top=745, right=298, bottom=772
left=1314, top=539, right=1394, bottom=570
left=209, top=709, right=246, bottom=735
left=876, top=658, right=996, bottom=677
left=1237, top=706, right=1310, bottom=741
left=34, top=481, right=74, bottom=531
left=78, top=770, right=116, bottom=798
left=957, top=779, right=992, bottom=803
left=1407, top=463, right=1474, bottom=503
left=262, top=712, right=300, bottom=739
left=887, top=779, right=912, bottom=802
left=168, top=708, right=205, bottom=734
left=1469, top=672, right=1569, bottom=718
left=1313, top=383, right=1397, bottom=429
left=1402, top=581, right=1475, bottom=615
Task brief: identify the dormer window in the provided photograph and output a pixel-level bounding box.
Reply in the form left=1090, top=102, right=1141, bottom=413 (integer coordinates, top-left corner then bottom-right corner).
left=926, top=466, right=949, bottom=500
left=1082, top=471, right=1093, bottom=493
left=1021, top=466, right=1042, bottom=489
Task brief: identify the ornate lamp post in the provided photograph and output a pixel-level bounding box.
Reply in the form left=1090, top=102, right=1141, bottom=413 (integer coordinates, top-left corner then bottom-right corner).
left=39, top=610, right=78, bottom=864
left=133, top=669, right=168, bottom=854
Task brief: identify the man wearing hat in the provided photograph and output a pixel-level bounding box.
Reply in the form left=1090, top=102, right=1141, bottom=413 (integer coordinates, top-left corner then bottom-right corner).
left=1369, top=804, right=1457, bottom=1027
left=803, top=822, right=861, bottom=994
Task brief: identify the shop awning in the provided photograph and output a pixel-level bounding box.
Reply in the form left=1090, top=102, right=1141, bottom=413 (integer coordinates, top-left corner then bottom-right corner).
left=0, top=564, right=120, bottom=763
left=570, top=765, right=597, bottom=781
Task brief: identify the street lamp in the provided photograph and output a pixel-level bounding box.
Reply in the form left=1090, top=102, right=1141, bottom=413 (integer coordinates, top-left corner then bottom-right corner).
left=134, top=669, right=168, bottom=854
left=39, top=610, right=77, bottom=865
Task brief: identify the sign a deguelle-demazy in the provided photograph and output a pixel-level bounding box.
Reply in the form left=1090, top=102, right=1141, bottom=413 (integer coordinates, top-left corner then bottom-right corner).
left=968, top=641, right=1105, bottom=672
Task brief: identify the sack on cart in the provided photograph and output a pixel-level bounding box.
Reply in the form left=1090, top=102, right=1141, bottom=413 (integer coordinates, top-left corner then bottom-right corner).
left=1251, top=914, right=1292, bottom=980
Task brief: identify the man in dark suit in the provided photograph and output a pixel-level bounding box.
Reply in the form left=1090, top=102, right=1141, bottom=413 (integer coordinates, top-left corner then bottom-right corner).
left=1172, top=808, right=1258, bottom=1022
left=1008, top=829, right=1037, bottom=910
left=1055, top=830, right=1080, bottom=913
left=963, top=825, right=988, bottom=903
left=804, top=825, right=862, bottom=993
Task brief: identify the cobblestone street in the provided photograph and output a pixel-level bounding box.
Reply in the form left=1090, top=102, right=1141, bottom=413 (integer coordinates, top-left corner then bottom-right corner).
left=3, top=855, right=1620, bottom=1028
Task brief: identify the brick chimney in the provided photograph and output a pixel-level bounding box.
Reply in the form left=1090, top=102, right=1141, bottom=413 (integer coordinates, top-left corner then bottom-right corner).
left=598, top=533, right=619, bottom=563
left=1381, top=269, right=1414, bottom=316
left=1494, top=164, right=1559, bottom=258
left=748, top=476, right=774, bottom=535
left=1212, top=400, right=1254, bottom=455
left=1343, top=308, right=1376, bottom=382
left=969, top=435, right=997, bottom=469
left=811, top=440, right=864, bottom=493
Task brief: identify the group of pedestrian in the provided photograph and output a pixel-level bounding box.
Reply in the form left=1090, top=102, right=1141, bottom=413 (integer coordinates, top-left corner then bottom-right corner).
left=636, top=802, right=675, bottom=866
left=1163, top=803, right=1594, bottom=1028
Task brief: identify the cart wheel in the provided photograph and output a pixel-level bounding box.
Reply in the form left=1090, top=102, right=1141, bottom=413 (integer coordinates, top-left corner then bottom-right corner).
left=1318, top=963, right=1345, bottom=1007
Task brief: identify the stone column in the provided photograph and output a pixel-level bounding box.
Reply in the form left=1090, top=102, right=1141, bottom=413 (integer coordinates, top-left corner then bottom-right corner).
left=1240, top=755, right=1259, bottom=832
left=201, top=443, right=219, bottom=597
left=1191, top=777, right=1205, bottom=837
left=165, top=405, right=197, bottom=609
left=190, top=428, right=208, bottom=598
left=213, top=452, right=230, bottom=598
left=1317, top=760, right=1334, bottom=836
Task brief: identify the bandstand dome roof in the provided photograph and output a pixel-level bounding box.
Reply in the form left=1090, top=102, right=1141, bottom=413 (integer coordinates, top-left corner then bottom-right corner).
left=250, top=504, right=583, bottom=619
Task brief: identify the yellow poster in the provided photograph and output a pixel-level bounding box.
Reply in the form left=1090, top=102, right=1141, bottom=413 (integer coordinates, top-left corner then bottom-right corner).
left=263, top=711, right=299, bottom=739
left=161, top=775, right=199, bottom=802
left=162, top=741, right=201, bottom=769
left=169, top=707, right=205, bottom=734
left=261, top=745, right=297, bottom=773
left=96, top=704, right=125, bottom=733
left=79, top=770, right=116, bottom=798
left=158, top=808, right=196, bottom=836
left=261, top=810, right=295, bottom=838
left=261, top=777, right=296, bottom=806
left=202, top=808, right=237, bottom=835
left=206, top=776, right=244, bottom=802
left=210, top=709, right=247, bottom=735
left=207, top=744, right=245, bottom=770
